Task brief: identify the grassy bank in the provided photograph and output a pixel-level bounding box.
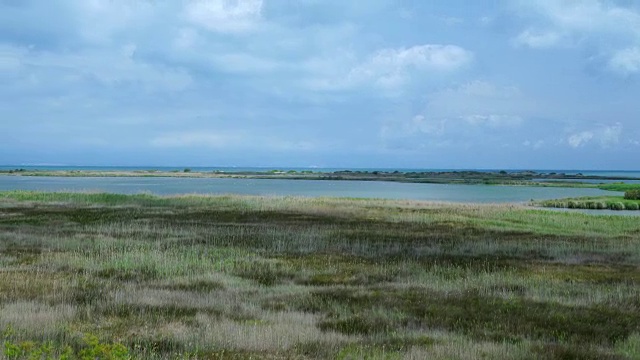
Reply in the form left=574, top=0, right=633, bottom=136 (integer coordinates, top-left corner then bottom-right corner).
left=599, top=184, right=640, bottom=192
left=538, top=196, right=640, bottom=211
left=1, top=191, right=640, bottom=359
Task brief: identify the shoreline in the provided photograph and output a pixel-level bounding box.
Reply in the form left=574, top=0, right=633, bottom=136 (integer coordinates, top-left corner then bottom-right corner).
left=535, top=196, right=640, bottom=211
left=2, top=169, right=638, bottom=188
left=3, top=190, right=639, bottom=216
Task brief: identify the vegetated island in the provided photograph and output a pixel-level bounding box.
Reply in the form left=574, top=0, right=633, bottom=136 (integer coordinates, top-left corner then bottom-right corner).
left=2, top=168, right=639, bottom=188
left=1, top=190, right=640, bottom=359
left=535, top=187, right=640, bottom=211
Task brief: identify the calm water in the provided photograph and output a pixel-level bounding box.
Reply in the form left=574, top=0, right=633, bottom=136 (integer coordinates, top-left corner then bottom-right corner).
left=2, top=166, right=640, bottom=179
left=0, top=176, right=619, bottom=203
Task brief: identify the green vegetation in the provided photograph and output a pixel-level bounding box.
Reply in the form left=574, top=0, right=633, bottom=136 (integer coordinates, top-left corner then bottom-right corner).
left=3, top=169, right=639, bottom=189
left=538, top=195, right=640, bottom=211
left=1, top=191, right=640, bottom=359
left=625, top=190, right=640, bottom=200
left=599, top=183, right=640, bottom=192
left=2, top=329, right=133, bottom=360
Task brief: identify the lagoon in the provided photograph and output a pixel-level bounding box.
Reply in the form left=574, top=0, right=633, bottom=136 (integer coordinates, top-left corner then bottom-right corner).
left=0, top=175, right=616, bottom=203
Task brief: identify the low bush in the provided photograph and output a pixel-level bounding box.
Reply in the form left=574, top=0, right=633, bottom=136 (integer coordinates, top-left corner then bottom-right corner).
left=625, top=190, right=640, bottom=200
left=625, top=202, right=640, bottom=210
left=610, top=202, right=626, bottom=211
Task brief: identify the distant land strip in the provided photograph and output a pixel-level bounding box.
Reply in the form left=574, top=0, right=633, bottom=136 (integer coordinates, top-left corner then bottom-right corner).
left=2, top=168, right=640, bottom=189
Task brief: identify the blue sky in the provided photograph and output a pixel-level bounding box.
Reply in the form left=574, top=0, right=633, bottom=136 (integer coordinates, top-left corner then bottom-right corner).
left=1, top=0, right=639, bottom=169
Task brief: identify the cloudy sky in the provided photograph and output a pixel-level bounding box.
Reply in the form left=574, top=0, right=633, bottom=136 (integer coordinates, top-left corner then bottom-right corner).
left=1, top=0, right=639, bottom=169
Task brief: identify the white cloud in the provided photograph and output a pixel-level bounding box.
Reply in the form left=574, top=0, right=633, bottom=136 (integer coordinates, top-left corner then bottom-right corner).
left=516, top=0, right=640, bottom=36
left=63, top=2, right=473, bottom=97
left=361, top=44, right=473, bottom=74
left=568, top=131, right=594, bottom=148
left=410, top=115, right=446, bottom=136
left=310, top=44, right=473, bottom=92
left=514, top=29, right=563, bottom=48
left=427, top=81, right=532, bottom=121
left=380, top=81, right=531, bottom=150
left=441, top=16, right=464, bottom=26
left=75, top=0, right=157, bottom=44
left=479, top=16, right=493, bottom=26
left=599, top=122, right=622, bottom=147
left=567, top=123, right=622, bottom=148
left=184, top=0, right=263, bottom=34
left=0, top=44, right=26, bottom=73
left=464, top=114, right=523, bottom=127
left=523, top=140, right=545, bottom=149
left=609, top=47, right=640, bottom=75
left=173, top=27, right=203, bottom=50
left=513, top=0, right=640, bottom=74
left=459, top=80, right=521, bottom=98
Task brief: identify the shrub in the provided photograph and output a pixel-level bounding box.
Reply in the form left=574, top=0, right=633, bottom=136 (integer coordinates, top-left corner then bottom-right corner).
left=625, top=202, right=639, bottom=210
left=610, top=202, right=626, bottom=211
left=556, top=201, right=568, bottom=208
left=625, top=190, right=640, bottom=200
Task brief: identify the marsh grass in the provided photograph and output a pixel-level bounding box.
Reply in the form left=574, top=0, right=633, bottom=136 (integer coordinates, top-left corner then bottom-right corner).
left=538, top=195, right=640, bottom=211
left=1, top=191, right=639, bottom=358
left=0, top=301, right=76, bottom=339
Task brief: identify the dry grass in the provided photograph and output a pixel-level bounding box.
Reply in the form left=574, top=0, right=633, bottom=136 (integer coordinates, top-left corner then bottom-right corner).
left=179, top=311, right=353, bottom=353
left=404, top=331, right=533, bottom=360
left=1, top=191, right=639, bottom=359
left=0, top=301, right=76, bottom=339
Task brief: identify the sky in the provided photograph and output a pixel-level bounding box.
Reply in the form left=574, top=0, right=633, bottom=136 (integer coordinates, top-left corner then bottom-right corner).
left=1, top=0, right=639, bottom=170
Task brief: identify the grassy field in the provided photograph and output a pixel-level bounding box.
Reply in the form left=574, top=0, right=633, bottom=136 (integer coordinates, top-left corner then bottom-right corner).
left=1, top=191, right=639, bottom=359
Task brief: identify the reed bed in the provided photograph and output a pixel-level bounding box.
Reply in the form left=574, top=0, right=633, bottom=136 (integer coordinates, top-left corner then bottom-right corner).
left=0, top=191, right=639, bottom=359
